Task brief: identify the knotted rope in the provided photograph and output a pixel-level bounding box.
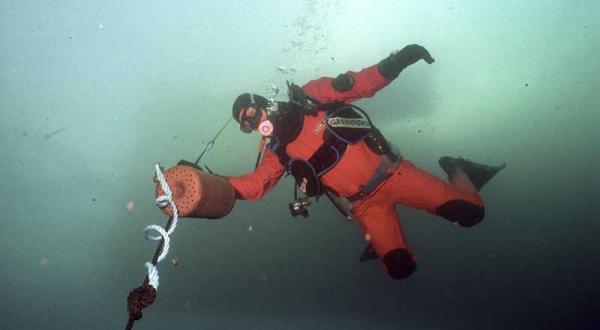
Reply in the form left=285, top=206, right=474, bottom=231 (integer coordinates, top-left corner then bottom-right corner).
left=126, top=163, right=180, bottom=329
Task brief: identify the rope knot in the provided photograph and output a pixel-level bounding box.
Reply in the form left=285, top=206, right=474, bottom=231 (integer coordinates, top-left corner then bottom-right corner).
left=127, top=284, right=157, bottom=321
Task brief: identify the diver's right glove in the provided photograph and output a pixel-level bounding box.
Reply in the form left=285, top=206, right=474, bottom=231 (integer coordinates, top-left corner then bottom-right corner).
left=377, top=44, right=435, bottom=80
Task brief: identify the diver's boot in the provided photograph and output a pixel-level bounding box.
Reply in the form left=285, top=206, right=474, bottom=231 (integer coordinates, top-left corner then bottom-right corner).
left=439, top=156, right=506, bottom=191
left=359, top=244, right=378, bottom=263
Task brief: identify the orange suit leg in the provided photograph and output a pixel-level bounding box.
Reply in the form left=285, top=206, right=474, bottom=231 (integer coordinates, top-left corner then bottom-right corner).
left=351, top=160, right=484, bottom=259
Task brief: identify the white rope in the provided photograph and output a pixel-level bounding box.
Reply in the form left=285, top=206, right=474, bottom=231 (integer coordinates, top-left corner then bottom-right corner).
left=142, top=163, right=180, bottom=289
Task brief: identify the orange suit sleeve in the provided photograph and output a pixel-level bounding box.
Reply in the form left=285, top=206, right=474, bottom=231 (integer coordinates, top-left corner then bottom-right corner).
left=302, top=64, right=392, bottom=104
left=227, top=147, right=285, bottom=201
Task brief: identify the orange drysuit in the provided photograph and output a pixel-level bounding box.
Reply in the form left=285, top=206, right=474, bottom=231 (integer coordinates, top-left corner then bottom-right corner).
left=228, top=63, right=483, bottom=277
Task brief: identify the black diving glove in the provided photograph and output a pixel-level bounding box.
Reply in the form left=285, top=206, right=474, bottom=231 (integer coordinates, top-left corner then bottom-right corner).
left=377, top=44, right=435, bottom=80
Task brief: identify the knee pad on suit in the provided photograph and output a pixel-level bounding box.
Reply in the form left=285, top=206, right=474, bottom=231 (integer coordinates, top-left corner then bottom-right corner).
left=383, top=248, right=417, bottom=279
left=436, top=199, right=485, bottom=227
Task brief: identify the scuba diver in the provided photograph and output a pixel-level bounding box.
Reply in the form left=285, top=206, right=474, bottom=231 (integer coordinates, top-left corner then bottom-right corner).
left=226, top=44, right=506, bottom=279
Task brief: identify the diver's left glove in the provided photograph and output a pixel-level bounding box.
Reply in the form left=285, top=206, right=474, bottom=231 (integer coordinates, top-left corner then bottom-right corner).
left=377, top=44, right=435, bottom=80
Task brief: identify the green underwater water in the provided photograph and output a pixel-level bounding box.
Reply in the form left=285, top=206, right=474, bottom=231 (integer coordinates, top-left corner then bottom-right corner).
left=1, top=1, right=599, bottom=329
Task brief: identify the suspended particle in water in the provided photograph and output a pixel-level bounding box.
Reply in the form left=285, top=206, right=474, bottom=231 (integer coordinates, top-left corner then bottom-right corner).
left=364, top=233, right=371, bottom=242
left=99, top=23, right=104, bottom=29
left=248, top=225, right=253, bottom=232
left=171, top=257, right=179, bottom=267
left=126, top=201, right=134, bottom=211
left=39, top=258, right=49, bottom=267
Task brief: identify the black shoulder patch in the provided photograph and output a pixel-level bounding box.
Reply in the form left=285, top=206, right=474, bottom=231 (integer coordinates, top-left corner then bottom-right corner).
left=331, top=73, right=355, bottom=92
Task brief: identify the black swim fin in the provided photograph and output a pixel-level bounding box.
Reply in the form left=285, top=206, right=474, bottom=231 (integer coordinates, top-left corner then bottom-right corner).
left=360, top=244, right=378, bottom=263
left=439, top=156, right=506, bottom=190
